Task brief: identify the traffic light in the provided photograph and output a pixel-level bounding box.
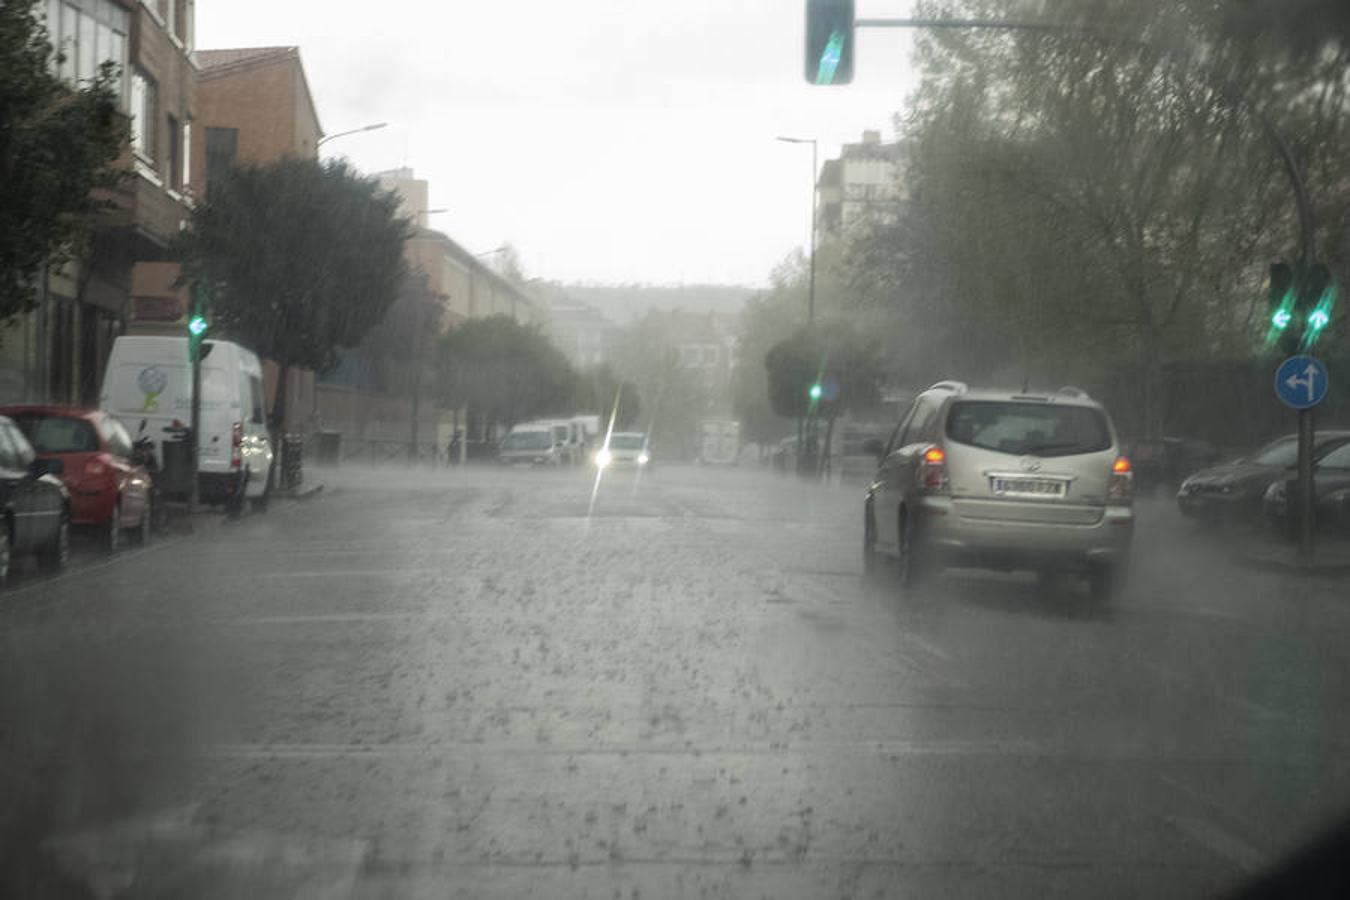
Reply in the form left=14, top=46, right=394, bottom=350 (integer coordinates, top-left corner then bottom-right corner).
left=805, top=0, right=854, bottom=85
left=809, top=381, right=823, bottom=401
left=1302, top=263, right=1335, bottom=346
left=187, top=283, right=210, bottom=363
left=1266, top=262, right=1337, bottom=355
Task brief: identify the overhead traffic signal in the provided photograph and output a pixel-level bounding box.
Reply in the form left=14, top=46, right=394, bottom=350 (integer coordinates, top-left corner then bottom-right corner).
left=808, top=381, right=823, bottom=401
left=805, top=0, right=855, bottom=85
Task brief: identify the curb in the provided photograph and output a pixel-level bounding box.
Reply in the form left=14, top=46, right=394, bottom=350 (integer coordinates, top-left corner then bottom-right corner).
left=1232, top=550, right=1350, bottom=577
left=278, top=483, right=324, bottom=501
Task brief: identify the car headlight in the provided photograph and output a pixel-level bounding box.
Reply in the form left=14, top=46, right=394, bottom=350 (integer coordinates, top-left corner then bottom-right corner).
left=637, top=453, right=650, bottom=465
left=595, top=449, right=612, bottom=468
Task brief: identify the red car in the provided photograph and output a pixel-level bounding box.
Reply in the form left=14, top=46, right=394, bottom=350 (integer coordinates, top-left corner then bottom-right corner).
left=0, top=406, right=153, bottom=551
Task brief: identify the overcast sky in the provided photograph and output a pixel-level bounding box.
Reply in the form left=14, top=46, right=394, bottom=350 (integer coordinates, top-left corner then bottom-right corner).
left=196, top=1, right=920, bottom=288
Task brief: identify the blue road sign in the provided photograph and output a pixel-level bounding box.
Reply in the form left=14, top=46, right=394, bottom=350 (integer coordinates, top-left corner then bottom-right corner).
left=1275, top=355, right=1329, bottom=409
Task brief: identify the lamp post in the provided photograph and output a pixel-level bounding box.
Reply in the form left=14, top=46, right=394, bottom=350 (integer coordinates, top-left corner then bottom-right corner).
left=776, top=136, right=818, bottom=323
left=317, top=122, right=388, bottom=149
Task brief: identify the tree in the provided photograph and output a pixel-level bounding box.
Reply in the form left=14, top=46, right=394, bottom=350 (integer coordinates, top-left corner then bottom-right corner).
left=0, top=0, right=125, bottom=321
left=178, top=158, right=411, bottom=435
left=574, top=363, right=641, bottom=430
left=765, top=320, right=883, bottom=476
left=358, top=270, right=443, bottom=396
left=607, top=311, right=714, bottom=460
left=838, top=0, right=1350, bottom=438
left=434, top=315, right=575, bottom=431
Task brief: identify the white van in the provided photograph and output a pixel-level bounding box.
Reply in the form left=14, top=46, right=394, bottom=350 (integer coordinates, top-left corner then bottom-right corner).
left=100, top=336, right=275, bottom=508
left=532, top=419, right=584, bottom=466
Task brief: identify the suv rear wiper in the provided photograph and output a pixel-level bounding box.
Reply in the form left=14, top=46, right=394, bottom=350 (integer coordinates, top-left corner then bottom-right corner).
left=1021, top=442, right=1087, bottom=456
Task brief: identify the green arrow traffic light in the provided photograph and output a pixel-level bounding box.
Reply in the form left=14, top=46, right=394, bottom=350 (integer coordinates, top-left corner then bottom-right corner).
left=188, top=314, right=208, bottom=337
left=805, top=0, right=855, bottom=85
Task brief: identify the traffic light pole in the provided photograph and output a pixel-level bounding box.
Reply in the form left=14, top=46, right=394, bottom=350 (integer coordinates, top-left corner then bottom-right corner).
left=1297, top=407, right=1315, bottom=559
left=189, top=340, right=201, bottom=519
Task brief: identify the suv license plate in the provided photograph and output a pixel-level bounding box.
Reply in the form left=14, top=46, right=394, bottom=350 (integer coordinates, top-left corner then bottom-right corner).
left=991, top=477, right=1066, bottom=498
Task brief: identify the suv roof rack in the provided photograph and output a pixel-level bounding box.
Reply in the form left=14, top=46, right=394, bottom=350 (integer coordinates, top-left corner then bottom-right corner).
left=928, top=380, right=968, bottom=394
left=1055, top=385, right=1090, bottom=399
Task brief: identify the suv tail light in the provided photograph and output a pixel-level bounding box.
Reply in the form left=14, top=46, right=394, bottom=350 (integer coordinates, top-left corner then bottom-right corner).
left=918, top=445, right=949, bottom=493
left=231, top=422, right=243, bottom=469
left=1107, top=456, right=1133, bottom=504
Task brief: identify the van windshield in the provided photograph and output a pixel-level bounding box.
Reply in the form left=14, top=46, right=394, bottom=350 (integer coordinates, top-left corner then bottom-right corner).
left=946, top=401, right=1112, bottom=457
left=104, top=363, right=233, bottom=416
left=501, top=431, right=551, bottom=451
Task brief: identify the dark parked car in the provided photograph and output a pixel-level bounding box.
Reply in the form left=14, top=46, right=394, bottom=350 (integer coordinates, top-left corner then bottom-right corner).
left=1177, top=431, right=1350, bottom=524
left=1123, top=436, right=1221, bottom=494
left=1262, top=440, right=1350, bottom=536
left=0, top=415, right=71, bottom=583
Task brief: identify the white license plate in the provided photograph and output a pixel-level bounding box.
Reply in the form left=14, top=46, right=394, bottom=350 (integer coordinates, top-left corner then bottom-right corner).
left=991, top=477, right=1066, bottom=498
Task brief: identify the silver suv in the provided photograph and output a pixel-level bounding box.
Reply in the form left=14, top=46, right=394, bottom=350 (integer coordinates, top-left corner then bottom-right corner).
left=864, top=382, right=1134, bottom=599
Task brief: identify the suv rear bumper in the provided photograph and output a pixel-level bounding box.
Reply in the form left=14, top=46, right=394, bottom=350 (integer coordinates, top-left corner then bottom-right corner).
left=915, top=497, right=1133, bottom=568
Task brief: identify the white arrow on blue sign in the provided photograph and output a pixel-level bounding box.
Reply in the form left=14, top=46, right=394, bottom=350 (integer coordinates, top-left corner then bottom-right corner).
left=1274, top=355, right=1329, bottom=409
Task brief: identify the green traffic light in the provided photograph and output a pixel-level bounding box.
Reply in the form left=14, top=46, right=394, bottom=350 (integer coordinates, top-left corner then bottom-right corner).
left=1272, top=309, right=1292, bottom=330
left=188, top=315, right=208, bottom=337
left=809, top=383, right=823, bottom=400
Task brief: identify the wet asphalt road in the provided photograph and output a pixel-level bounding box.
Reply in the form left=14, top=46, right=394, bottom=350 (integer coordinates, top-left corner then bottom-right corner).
left=4, top=464, right=1350, bottom=898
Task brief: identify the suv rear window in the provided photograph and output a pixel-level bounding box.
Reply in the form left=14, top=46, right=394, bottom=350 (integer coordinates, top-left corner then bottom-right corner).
left=946, top=401, right=1112, bottom=457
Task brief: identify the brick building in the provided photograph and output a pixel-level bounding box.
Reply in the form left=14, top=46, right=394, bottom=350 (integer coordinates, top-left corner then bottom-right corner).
left=0, top=0, right=197, bottom=405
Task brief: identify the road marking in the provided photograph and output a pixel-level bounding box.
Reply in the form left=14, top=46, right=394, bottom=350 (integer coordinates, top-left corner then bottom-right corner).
left=1141, top=661, right=1281, bottom=722
left=257, top=568, right=447, bottom=579
left=902, top=633, right=953, bottom=662
left=204, top=738, right=1044, bottom=760
left=1165, top=815, right=1265, bottom=873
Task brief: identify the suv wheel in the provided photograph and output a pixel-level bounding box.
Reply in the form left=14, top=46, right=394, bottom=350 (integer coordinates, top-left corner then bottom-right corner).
left=863, top=503, right=881, bottom=579
left=1087, top=563, right=1123, bottom=602
left=896, top=510, right=928, bottom=590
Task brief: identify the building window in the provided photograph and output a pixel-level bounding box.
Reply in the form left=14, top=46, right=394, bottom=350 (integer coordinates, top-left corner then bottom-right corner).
left=204, top=126, right=238, bottom=188
left=182, top=117, right=192, bottom=191
left=130, top=69, right=157, bottom=164
left=167, top=114, right=183, bottom=190
left=47, top=1, right=128, bottom=101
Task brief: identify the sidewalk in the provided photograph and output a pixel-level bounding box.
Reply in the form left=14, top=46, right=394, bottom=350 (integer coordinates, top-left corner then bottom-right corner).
left=1233, top=534, right=1350, bottom=576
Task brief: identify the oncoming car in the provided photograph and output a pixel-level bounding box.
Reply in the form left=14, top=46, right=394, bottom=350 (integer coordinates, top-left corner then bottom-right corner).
left=594, top=433, right=652, bottom=471
left=864, top=382, right=1134, bottom=600
left=496, top=426, right=565, bottom=467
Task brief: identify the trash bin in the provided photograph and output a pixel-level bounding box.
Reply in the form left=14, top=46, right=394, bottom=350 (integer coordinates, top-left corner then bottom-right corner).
left=315, top=430, right=341, bottom=467
left=159, top=438, right=194, bottom=500
left=281, top=434, right=304, bottom=489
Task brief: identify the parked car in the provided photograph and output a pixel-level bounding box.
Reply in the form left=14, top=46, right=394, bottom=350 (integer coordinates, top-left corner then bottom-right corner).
left=100, top=335, right=274, bottom=513
left=594, top=432, right=652, bottom=471
left=1262, top=440, right=1350, bottom=536
left=1, top=406, right=153, bottom=551
left=497, top=425, right=566, bottom=466
left=0, top=415, right=70, bottom=582
left=1176, top=431, right=1350, bottom=525
left=1122, top=436, right=1222, bottom=494
left=864, top=382, right=1134, bottom=600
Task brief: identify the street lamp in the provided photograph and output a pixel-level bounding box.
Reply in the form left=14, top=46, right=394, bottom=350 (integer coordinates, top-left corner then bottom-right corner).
left=474, top=245, right=508, bottom=258
left=317, top=122, right=388, bottom=148
left=413, top=208, right=448, bottom=229
left=776, top=135, right=818, bottom=323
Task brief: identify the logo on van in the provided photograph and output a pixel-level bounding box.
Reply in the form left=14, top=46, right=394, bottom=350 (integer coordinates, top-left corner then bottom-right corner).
left=137, top=366, right=168, bottom=412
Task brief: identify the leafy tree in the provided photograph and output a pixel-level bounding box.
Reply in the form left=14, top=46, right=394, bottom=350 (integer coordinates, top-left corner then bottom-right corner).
left=838, top=0, right=1350, bottom=438
left=574, top=363, right=641, bottom=430
left=0, top=0, right=125, bottom=321
left=765, top=320, right=883, bottom=475
left=179, top=158, right=411, bottom=434
left=435, top=315, right=575, bottom=430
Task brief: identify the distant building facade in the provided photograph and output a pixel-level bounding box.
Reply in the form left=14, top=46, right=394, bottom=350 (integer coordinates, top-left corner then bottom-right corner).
left=816, top=130, right=904, bottom=238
